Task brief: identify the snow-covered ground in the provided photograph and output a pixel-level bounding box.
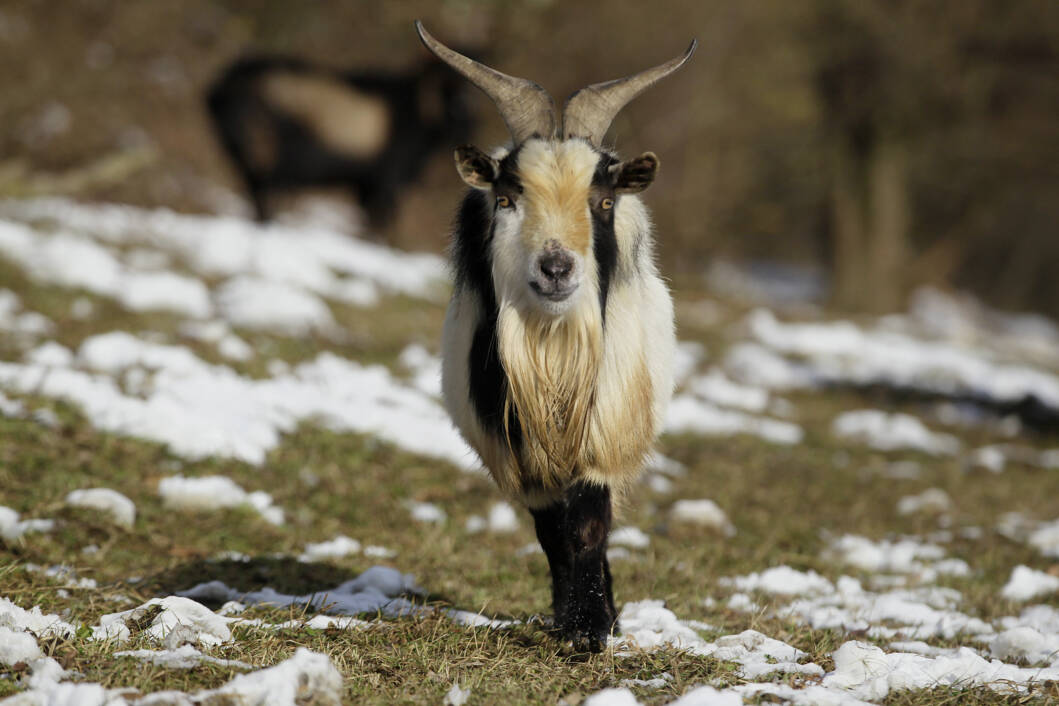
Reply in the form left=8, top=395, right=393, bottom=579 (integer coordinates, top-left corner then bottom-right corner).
left=2, top=201, right=1059, bottom=705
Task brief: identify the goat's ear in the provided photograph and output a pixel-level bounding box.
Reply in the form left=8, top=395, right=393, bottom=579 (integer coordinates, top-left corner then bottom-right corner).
left=455, top=145, right=498, bottom=189
left=609, top=152, right=659, bottom=194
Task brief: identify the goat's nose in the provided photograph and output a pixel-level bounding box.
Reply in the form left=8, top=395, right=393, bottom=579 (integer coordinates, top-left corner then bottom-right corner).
left=539, top=251, right=574, bottom=282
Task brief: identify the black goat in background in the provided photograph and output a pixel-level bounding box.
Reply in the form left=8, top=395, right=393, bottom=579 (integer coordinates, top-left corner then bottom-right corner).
left=206, top=53, right=476, bottom=229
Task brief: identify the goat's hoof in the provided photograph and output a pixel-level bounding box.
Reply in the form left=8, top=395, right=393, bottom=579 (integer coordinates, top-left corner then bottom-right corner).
left=559, top=622, right=613, bottom=654
left=572, top=631, right=607, bottom=654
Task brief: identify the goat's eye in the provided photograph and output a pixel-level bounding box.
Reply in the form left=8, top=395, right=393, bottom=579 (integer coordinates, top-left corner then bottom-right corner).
left=496, top=195, right=512, bottom=209
left=600, top=197, right=615, bottom=210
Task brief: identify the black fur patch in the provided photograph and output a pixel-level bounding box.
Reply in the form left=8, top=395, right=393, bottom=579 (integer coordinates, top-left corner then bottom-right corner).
left=452, top=161, right=522, bottom=448
left=591, top=155, right=620, bottom=320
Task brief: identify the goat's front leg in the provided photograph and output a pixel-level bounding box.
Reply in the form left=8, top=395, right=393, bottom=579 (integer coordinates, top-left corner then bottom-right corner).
left=561, top=481, right=617, bottom=652
left=531, top=501, right=573, bottom=627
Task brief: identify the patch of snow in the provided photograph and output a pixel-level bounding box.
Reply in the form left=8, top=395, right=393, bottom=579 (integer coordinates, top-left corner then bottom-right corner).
left=1001, top=566, right=1059, bottom=602
left=137, top=647, right=343, bottom=706
left=96, top=596, right=232, bottom=646
left=585, top=688, right=640, bottom=706
left=896, top=488, right=951, bottom=516
left=304, top=614, right=372, bottom=631
left=822, top=639, right=1059, bottom=701
left=0, top=338, right=477, bottom=469
left=832, top=410, right=961, bottom=455
left=686, top=369, right=769, bottom=413
left=114, top=644, right=253, bottom=670
left=0, top=597, right=76, bottom=638
left=780, top=579, right=994, bottom=641
left=997, top=512, right=1035, bottom=542
left=712, top=629, right=823, bottom=680
left=0, top=221, right=213, bottom=322
left=486, top=502, right=519, bottom=533
left=363, top=545, right=396, bottom=559
left=666, top=685, right=744, bottom=705
left=0, top=505, right=54, bottom=542
left=0, top=391, right=25, bottom=417
left=726, top=593, right=760, bottom=613
left=300, top=535, right=361, bottom=563
left=1028, top=520, right=1059, bottom=558
left=158, top=475, right=284, bottom=525
left=645, top=474, right=674, bottom=494
left=720, top=566, right=834, bottom=596
left=673, top=341, right=706, bottom=386
left=971, top=445, right=1007, bottom=473
left=65, top=488, right=136, bottom=528
left=447, top=609, right=518, bottom=630
left=120, top=271, right=212, bottom=318
left=723, top=342, right=814, bottom=390
left=646, top=452, right=686, bottom=477
left=1000, top=605, right=1059, bottom=637
left=217, top=334, right=254, bottom=361
left=610, top=527, right=650, bottom=549
left=887, top=640, right=970, bottom=658
left=1, top=197, right=446, bottom=299
left=614, top=600, right=712, bottom=655
left=398, top=343, right=442, bottom=398
left=823, top=534, right=963, bottom=580
left=669, top=499, right=735, bottom=536
left=666, top=395, right=803, bottom=445
left=216, top=276, right=338, bottom=337
left=989, top=627, right=1059, bottom=666
left=0, top=625, right=43, bottom=665
left=618, top=672, right=672, bottom=690
left=24, top=564, right=98, bottom=589
left=444, top=682, right=472, bottom=706
left=907, top=287, right=1059, bottom=367
left=616, top=602, right=821, bottom=681
left=746, top=308, right=1059, bottom=413
left=24, top=341, right=73, bottom=367
left=406, top=501, right=446, bottom=524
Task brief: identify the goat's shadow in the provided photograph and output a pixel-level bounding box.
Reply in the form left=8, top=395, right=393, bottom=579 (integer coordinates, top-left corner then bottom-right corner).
left=137, top=556, right=523, bottom=627
left=138, top=557, right=356, bottom=608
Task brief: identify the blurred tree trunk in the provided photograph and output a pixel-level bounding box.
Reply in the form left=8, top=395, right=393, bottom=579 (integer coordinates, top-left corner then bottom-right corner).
left=814, top=1, right=918, bottom=313
left=866, top=138, right=909, bottom=313
left=829, top=133, right=909, bottom=313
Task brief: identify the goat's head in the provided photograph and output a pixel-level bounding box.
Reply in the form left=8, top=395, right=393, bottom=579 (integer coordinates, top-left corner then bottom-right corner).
left=417, top=22, right=694, bottom=319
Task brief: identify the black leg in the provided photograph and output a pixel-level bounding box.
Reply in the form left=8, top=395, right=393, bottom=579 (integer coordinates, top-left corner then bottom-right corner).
left=562, top=481, right=616, bottom=652
left=531, top=501, right=572, bottom=626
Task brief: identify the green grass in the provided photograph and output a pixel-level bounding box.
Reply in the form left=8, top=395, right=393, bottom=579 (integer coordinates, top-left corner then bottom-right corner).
left=2, top=279, right=1059, bottom=704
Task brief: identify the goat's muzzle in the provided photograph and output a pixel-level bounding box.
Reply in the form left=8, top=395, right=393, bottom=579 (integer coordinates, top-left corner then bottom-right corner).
left=530, top=241, right=577, bottom=303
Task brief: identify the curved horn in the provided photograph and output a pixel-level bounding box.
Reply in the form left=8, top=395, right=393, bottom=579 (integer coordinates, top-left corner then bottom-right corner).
left=562, top=40, right=697, bottom=145
left=415, top=21, right=557, bottom=143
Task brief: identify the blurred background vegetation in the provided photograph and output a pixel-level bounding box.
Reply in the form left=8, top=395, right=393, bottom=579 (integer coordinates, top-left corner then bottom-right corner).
left=1, top=0, right=1056, bottom=317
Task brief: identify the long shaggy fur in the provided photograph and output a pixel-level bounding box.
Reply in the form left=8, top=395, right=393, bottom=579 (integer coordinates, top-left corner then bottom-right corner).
left=498, top=298, right=602, bottom=489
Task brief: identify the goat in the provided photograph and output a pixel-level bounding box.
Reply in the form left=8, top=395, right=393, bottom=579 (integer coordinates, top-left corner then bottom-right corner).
left=419, top=22, right=694, bottom=651
left=206, top=53, right=475, bottom=229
